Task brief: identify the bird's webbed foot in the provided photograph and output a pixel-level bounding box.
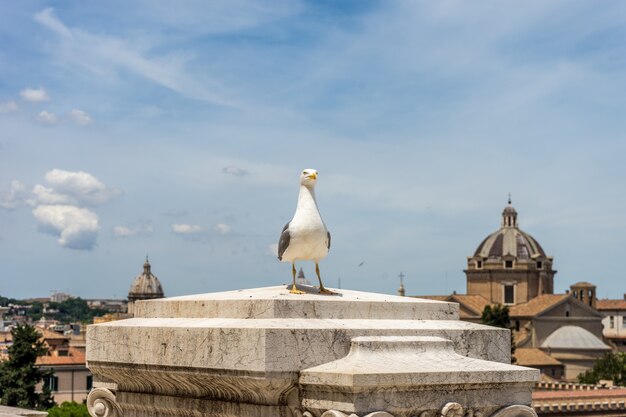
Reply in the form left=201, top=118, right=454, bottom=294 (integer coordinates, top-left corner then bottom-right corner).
left=318, top=286, right=337, bottom=295
left=288, top=285, right=306, bottom=295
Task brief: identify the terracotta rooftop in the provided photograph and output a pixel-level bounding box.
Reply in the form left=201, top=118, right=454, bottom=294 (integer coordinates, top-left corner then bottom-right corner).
left=414, top=294, right=490, bottom=317
left=509, top=294, right=569, bottom=317
left=36, top=328, right=69, bottom=340
left=597, top=299, right=626, bottom=311
left=414, top=295, right=450, bottom=302
left=450, top=294, right=491, bottom=316
left=515, top=348, right=562, bottom=366
left=36, top=348, right=85, bottom=366
left=533, top=388, right=626, bottom=401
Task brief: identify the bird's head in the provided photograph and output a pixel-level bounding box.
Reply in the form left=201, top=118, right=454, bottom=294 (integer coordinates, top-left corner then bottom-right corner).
left=300, top=168, right=318, bottom=187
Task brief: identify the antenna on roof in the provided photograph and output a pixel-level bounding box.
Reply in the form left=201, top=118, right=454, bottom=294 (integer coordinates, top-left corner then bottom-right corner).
left=508, top=193, right=512, bottom=205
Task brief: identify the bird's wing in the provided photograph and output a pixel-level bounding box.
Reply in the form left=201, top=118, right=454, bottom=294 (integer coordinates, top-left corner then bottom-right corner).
left=277, top=222, right=291, bottom=261
left=327, top=231, right=331, bottom=251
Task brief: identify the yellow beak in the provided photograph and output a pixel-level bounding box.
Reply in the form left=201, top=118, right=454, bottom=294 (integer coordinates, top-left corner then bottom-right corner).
left=308, top=173, right=317, bottom=180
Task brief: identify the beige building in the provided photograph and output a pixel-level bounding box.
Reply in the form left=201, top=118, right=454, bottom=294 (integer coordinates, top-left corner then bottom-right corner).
left=127, top=257, right=165, bottom=317
left=596, top=297, right=626, bottom=351
left=465, top=200, right=556, bottom=305
left=414, top=201, right=611, bottom=381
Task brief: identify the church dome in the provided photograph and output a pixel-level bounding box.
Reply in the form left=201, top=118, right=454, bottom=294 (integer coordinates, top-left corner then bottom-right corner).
left=473, top=201, right=546, bottom=260
left=541, top=326, right=610, bottom=350
left=128, top=257, right=164, bottom=301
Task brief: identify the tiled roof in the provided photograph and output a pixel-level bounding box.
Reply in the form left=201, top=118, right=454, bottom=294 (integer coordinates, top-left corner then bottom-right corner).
left=413, top=294, right=490, bottom=317
left=596, top=299, right=626, bottom=310
left=451, top=294, right=491, bottom=316
left=36, top=348, right=85, bottom=366
left=533, top=387, right=626, bottom=401
left=509, top=294, right=569, bottom=317
left=36, top=328, right=69, bottom=340
left=515, top=348, right=562, bottom=366
left=414, top=295, right=450, bottom=302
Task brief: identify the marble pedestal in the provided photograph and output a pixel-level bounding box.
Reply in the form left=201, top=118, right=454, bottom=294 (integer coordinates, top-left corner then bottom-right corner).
left=86, top=286, right=538, bottom=417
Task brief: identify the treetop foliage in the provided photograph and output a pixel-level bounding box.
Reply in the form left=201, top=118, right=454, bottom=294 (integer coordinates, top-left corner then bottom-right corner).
left=0, top=324, right=55, bottom=410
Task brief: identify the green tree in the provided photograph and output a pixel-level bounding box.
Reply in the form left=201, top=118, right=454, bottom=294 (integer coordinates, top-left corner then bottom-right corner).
left=481, top=304, right=516, bottom=363
left=481, top=304, right=511, bottom=328
left=47, top=401, right=90, bottom=417
left=48, top=297, right=107, bottom=324
left=578, top=352, right=626, bottom=385
left=0, top=324, right=55, bottom=410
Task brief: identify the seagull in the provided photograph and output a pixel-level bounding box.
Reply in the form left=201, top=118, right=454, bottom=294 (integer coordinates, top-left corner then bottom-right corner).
left=278, top=168, right=333, bottom=294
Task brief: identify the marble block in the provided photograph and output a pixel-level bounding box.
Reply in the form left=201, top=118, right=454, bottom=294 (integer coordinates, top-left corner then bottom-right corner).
left=86, top=286, right=538, bottom=417
left=300, top=336, right=538, bottom=417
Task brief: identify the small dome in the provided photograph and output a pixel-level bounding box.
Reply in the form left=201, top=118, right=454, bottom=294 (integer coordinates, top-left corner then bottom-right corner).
left=473, top=202, right=546, bottom=260
left=571, top=281, right=596, bottom=288
left=541, top=326, right=610, bottom=350
left=128, top=258, right=164, bottom=301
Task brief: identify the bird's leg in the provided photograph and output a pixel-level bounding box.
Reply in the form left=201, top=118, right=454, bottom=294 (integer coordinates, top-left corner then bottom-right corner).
left=289, top=262, right=305, bottom=294
left=316, top=262, right=336, bottom=295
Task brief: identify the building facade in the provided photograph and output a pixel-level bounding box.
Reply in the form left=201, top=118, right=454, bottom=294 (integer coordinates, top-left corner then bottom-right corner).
left=127, top=257, right=165, bottom=317
left=596, top=297, right=626, bottom=352
left=465, top=201, right=556, bottom=305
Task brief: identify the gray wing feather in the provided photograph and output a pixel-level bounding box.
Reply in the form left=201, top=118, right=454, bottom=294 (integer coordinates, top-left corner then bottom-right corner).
left=327, top=231, right=331, bottom=250
left=277, top=222, right=291, bottom=261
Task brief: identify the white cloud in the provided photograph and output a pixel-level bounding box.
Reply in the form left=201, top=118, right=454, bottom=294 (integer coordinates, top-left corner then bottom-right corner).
left=37, top=110, right=57, bottom=124
left=172, top=223, right=204, bottom=234
left=31, top=184, right=73, bottom=205
left=222, top=165, right=249, bottom=177
left=268, top=243, right=279, bottom=257
left=69, top=109, right=92, bottom=125
left=0, top=180, right=29, bottom=210
left=113, top=224, right=153, bottom=238
left=20, top=88, right=50, bottom=103
left=32, top=205, right=100, bottom=250
left=214, top=223, right=231, bottom=235
left=42, top=169, right=120, bottom=206
left=0, top=101, right=19, bottom=113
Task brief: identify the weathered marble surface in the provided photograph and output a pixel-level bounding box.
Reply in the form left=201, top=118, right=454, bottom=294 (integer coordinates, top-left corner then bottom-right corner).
left=301, top=336, right=538, bottom=417
left=86, top=286, right=536, bottom=417
left=0, top=405, right=48, bottom=417
left=133, top=286, right=458, bottom=320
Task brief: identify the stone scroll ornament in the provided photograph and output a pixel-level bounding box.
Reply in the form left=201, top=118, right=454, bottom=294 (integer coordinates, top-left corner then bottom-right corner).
left=87, top=388, right=123, bottom=417
left=319, top=411, right=394, bottom=417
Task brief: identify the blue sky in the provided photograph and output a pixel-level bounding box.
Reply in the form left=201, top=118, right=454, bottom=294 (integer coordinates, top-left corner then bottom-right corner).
left=2, top=1, right=626, bottom=299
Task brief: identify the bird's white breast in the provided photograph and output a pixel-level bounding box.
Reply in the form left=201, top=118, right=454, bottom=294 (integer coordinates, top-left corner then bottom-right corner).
left=281, top=185, right=329, bottom=262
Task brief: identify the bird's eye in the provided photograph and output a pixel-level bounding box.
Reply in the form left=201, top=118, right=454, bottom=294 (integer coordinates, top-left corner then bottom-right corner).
left=302, top=171, right=307, bottom=174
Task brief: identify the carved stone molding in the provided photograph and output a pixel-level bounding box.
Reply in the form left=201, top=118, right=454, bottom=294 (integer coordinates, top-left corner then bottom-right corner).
left=316, top=405, right=535, bottom=417
left=87, top=387, right=123, bottom=417
left=489, top=405, right=537, bottom=417
left=320, top=411, right=394, bottom=417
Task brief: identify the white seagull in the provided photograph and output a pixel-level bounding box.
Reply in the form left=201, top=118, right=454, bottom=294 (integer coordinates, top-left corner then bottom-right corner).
left=278, top=169, right=333, bottom=294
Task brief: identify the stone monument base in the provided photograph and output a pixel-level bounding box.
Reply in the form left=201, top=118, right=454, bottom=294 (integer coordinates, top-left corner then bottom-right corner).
left=86, top=286, right=538, bottom=417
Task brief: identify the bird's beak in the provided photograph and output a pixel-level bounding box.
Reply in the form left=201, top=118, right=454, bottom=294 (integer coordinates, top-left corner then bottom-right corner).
left=307, top=173, right=317, bottom=180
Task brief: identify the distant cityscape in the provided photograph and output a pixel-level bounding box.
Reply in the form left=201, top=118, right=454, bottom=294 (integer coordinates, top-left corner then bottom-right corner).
left=1, top=201, right=626, bottom=415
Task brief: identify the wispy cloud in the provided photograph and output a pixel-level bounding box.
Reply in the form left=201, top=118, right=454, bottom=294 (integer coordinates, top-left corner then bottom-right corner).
left=21, top=88, right=49, bottom=103
left=214, top=223, right=231, bottom=235
left=33, top=7, right=236, bottom=106
left=222, top=166, right=249, bottom=177
left=172, top=223, right=204, bottom=235
left=37, top=110, right=57, bottom=124
left=0, top=101, right=19, bottom=113
left=113, top=224, right=153, bottom=238
left=69, top=109, right=92, bottom=125
left=0, top=181, right=29, bottom=210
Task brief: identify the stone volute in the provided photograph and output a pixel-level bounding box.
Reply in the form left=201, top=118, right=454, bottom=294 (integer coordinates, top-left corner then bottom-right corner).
left=86, top=286, right=538, bottom=417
